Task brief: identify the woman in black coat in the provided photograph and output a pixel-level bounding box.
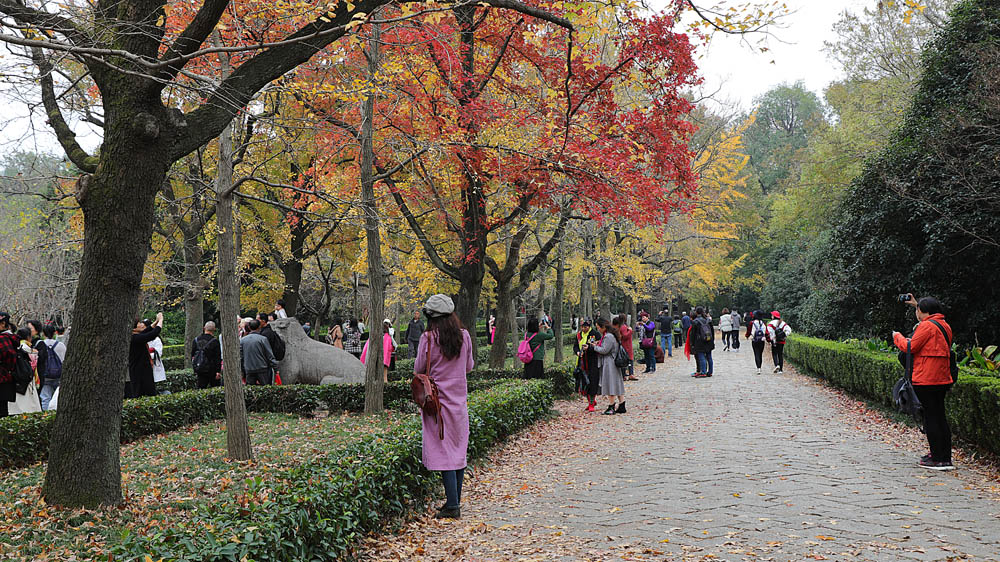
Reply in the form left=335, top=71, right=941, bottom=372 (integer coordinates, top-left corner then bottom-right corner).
left=127, top=312, right=162, bottom=398
left=573, top=318, right=602, bottom=412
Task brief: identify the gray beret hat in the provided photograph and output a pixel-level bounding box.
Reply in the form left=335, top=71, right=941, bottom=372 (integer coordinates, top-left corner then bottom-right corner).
left=423, top=294, right=455, bottom=317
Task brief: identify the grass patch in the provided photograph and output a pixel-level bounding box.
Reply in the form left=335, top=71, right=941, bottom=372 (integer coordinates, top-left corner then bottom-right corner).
left=0, top=411, right=403, bottom=561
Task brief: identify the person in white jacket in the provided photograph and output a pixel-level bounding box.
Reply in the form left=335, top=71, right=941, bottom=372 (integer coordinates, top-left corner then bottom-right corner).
left=766, top=311, right=792, bottom=373
left=719, top=308, right=734, bottom=351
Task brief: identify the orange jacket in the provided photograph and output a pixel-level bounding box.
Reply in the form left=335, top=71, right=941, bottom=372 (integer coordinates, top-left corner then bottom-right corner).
left=893, top=314, right=953, bottom=386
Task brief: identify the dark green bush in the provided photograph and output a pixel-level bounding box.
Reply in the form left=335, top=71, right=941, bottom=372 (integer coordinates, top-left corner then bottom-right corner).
left=785, top=334, right=1000, bottom=456
left=112, top=380, right=554, bottom=561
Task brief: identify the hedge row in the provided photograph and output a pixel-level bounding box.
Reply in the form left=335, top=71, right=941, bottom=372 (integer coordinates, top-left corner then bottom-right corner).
left=785, top=335, right=1000, bottom=457
left=0, top=379, right=518, bottom=470
left=112, top=380, right=554, bottom=561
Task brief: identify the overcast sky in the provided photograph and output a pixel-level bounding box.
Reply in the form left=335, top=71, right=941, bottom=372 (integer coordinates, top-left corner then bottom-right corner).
left=672, top=0, right=872, bottom=112
left=2, top=0, right=875, bottom=156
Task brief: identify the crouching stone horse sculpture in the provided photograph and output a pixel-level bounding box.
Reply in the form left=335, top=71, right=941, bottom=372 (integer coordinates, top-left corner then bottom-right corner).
left=268, top=318, right=366, bottom=385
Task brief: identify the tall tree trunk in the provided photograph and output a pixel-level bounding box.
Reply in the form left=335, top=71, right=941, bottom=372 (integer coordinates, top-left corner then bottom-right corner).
left=361, top=15, right=386, bottom=414
left=182, top=239, right=205, bottom=368
left=553, top=237, right=565, bottom=364
left=281, top=218, right=306, bottom=317
left=581, top=271, right=593, bottom=321
left=42, top=117, right=170, bottom=507
left=214, top=118, right=253, bottom=461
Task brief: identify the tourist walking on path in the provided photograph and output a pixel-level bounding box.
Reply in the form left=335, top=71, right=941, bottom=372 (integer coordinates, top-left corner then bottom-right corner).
left=680, top=311, right=692, bottom=342
left=656, top=309, right=673, bottom=357
left=8, top=327, right=42, bottom=414
left=672, top=316, right=683, bottom=349
left=746, top=310, right=768, bottom=375
left=892, top=296, right=956, bottom=471
left=191, top=321, right=222, bottom=389
left=574, top=318, right=601, bottom=411
left=730, top=310, right=742, bottom=352
left=343, top=319, right=363, bottom=359
left=128, top=313, right=163, bottom=398
left=719, top=308, right=733, bottom=351
left=414, top=294, right=475, bottom=519
left=595, top=318, right=626, bottom=414
left=36, top=325, right=65, bottom=410
left=617, top=314, right=636, bottom=380
left=404, top=310, right=424, bottom=358
left=240, top=319, right=278, bottom=385
left=687, top=306, right=715, bottom=378
left=766, top=311, right=791, bottom=374
left=522, top=317, right=554, bottom=379
left=638, top=312, right=657, bottom=374
left=0, top=312, right=17, bottom=417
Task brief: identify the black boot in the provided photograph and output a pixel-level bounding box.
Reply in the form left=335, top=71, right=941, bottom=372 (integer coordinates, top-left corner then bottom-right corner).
left=435, top=505, right=461, bottom=519
left=603, top=405, right=616, bottom=415
left=616, top=401, right=626, bottom=414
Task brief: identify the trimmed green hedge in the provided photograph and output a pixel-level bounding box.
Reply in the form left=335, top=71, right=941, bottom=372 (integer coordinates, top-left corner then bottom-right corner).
left=785, top=335, right=1000, bottom=456
left=0, top=379, right=517, bottom=470
left=111, top=380, right=554, bottom=561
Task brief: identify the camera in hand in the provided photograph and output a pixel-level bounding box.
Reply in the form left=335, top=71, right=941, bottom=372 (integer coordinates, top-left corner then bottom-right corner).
left=898, top=293, right=912, bottom=303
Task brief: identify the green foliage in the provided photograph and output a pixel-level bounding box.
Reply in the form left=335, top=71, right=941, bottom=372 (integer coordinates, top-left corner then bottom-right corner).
left=111, top=380, right=554, bottom=561
left=827, top=0, right=1000, bottom=345
left=785, top=334, right=1000, bottom=456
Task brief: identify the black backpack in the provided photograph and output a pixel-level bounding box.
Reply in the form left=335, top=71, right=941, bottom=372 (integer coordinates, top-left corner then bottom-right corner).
left=13, top=346, right=34, bottom=392
left=698, top=319, right=713, bottom=342
left=927, top=319, right=959, bottom=383
left=44, top=342, right=63, bottom=379
left=614, top=343, right=630, bottom=369
left=192, top=337, right=211, bottom=373
left=752, top=321, right=766, bottom=343
left=772, top=322, right=787, bottom=344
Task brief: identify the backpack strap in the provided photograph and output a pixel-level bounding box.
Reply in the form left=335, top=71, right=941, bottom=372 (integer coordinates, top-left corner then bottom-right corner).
left=927, top=319, right=951, bottom=346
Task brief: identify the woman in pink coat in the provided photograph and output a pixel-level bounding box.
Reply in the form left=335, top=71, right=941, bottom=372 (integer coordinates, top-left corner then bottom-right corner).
left=360, top=319, right=395, bottom=383
left=414, top=294, right=474, bottom=519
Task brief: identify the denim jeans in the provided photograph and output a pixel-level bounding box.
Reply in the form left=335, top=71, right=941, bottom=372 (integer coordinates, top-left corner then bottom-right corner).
left=643, top=348, right=656, bottom=372
left=40, top=380, right=59, bottom=411
left=661, top=333, right=672, bottom=357
left=441, top=468, right=466, bottom=508
left=695, top=351, right=714, bottom=375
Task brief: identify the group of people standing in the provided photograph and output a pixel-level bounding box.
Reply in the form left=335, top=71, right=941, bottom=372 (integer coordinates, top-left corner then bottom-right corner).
left=0, top=313, right=68, bottom=416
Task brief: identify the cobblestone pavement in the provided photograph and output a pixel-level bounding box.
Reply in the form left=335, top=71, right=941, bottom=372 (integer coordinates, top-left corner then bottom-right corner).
left=363, top=347, right=1000, bottom=561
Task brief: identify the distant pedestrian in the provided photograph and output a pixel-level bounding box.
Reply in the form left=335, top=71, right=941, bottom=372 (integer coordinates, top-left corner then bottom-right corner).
left=687, top=306, right=714, bottom=378
left=730, top=310, right=742, bottom=352
left=328, top=318, right=344, bottom=349
left=638, top=312, right=657, bottom=374
left=361, top=319, right=395, bottom=383
left=405, top=310, right=424, bottom=358
left=128, top=313, right=163, bottom=398
left=343, top=319, right=363, bottom=359
left=274, top=300, right=288, bottom=319
left=719, top=307, right=733, bottom=351
left=672, top=316, right=682, bottom=349
left=240, top=319, right=277, bottom=385
left=595, top=318, right=626, bottom=414
left=414, top=294, right=474, bottom=519
left=571, top=313, right=579, bottom=332
left=0, top=312, right=17, bottom=417
left=144, top=320, right=166, bottom=390
left=488, top=314, right=496, bottom=344
left=893, top=295, right=955, bottom=471
left=745, top=310, right=768, bottom=375
left=766, top=311, right=791, bottom=373
left=36, top=325, right=65, bottom=410
left=574, top=318, right=601, bottom=411
left=616, top=314, right=635, bottom=380
left=8, top=328, right=42, bottom=414
left=657, top=309, right=673, bottom=357
left=257, top=313, right=286, bottom=363
left=191, top=321, right=222, bottom=388
left=522, top=317, right=554, bottom=379
left=680, top=311, right=692, bottom=340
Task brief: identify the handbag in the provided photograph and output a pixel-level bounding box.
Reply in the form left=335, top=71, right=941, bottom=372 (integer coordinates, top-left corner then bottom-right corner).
left=892, top=341, right=924, bottom=427
left=410, top=341, right=444, bottom=439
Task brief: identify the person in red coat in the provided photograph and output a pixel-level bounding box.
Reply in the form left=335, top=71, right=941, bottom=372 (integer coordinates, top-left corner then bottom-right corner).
left=892, top=296, right=955, bottom=471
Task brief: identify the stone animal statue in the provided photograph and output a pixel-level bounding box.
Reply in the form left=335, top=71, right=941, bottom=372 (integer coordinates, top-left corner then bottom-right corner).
left=268, top=317, right=366, bottom=385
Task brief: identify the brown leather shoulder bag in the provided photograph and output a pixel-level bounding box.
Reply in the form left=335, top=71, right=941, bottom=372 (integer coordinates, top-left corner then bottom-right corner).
left=410, top=338, right=444, bottom=439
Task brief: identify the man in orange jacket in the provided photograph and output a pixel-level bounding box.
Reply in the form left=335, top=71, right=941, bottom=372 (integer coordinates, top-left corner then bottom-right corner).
left=892, top=296, right=955, bottom=471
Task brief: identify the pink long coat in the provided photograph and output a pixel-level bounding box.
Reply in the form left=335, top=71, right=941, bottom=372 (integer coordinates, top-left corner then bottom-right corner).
left=414, top=329, right=474, bottom=471
left=360, top=333, right=394, bottom=367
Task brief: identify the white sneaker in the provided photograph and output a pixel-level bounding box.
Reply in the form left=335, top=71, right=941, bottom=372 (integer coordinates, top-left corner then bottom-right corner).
left=772, top=366, right=779, bottom=373
left=756, top=368, right=761, bottom=375
left=777, top=368, right=783, bottom=374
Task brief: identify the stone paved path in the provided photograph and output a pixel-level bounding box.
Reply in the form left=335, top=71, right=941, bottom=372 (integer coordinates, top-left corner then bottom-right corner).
left=363, top=347, right=1000, bottom=561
